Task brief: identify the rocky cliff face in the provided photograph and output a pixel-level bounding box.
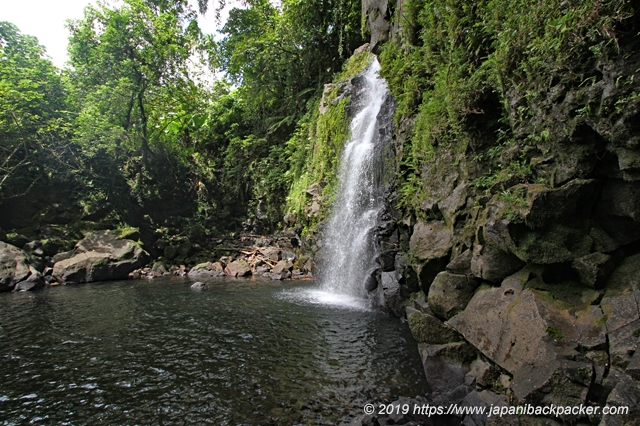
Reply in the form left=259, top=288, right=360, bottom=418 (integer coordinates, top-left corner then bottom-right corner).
left=359, top=1, right=640, bottom=424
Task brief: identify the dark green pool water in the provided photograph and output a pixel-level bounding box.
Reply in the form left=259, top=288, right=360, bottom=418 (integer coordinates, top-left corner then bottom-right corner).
left=0, top=278, right=428, bottom=425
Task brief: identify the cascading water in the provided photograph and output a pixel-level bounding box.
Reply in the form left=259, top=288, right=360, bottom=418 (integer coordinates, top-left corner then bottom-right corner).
left=319, top=58, right=390, bottom=300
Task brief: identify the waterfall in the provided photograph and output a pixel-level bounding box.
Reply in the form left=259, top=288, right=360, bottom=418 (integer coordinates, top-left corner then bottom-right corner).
left=319, top=58, right=390, bottom=299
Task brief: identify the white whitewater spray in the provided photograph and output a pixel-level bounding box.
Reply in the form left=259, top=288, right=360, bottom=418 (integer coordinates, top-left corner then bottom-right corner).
left=319, top=58, right=390, bottom=299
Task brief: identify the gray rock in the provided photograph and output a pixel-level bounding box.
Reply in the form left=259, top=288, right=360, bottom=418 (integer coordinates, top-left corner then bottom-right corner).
left=23, top=240, right=44, bottom=257
left=190, top=281, right=208, bottom=291
left=224, top=259, right=252, bottom=277
left=428, top=272, right=480, bottom=320
left=597, top=180, right=640, bottom=246
left=464, top=359, right=499, bottom=388
left=590, top=225, right=620, bottom=253
left=151, top=262, right=168, bottom=275
left=418, top=342, right=477, bottom=394
left=460, top=390, right=508, bottom=426
left=600, top=368, right=640, bottom=425
left=362, top=0, right=389, bottom=51
left=13, top=266, right=44, bottom=291
left=470, top=243, right=524, bottom=283
left=259, top=246, right=281, bottom=262
left=52, top=230, right=149, bottom=284
left=448, top=273, right=603, bottom=404
left=571, top=252, right=618, bottom=289
left=306, top=182, right=322, bottom=198
left=438, top=182, right=468, bottom=227
left=482, top=180, right=599, bottom=264
left=378, top=271, right=404, bottom=317
left=0, top=241, right=43, bottom=292
left=524, top=179, right=599, bottom=229
left=7, top=234, right=29, bottom=249
left=364, top=269, right=378, bottom=291
left=410, top=220, right=453, bottom=261
left=601, top=254, right=640, bottom=368
left=408, top=310, right=462, bottom=345
left=164, top=245, right=178, bottom=260
left=282, top=249, right=296, bottom=261
left=52, top=249, right=77, bottom=264
left=188, top=262, right=225, bottom=278
left=446, top=248, right=472, bottom=275
left=272, top=260, right=293, bottom=275
left=395, top=252, right=420, bottom=294
left=626, top=351, right=640, bottom=381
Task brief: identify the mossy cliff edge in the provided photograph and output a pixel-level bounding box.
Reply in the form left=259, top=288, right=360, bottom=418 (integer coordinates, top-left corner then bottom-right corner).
left=287, top=1, right=640, bottom=424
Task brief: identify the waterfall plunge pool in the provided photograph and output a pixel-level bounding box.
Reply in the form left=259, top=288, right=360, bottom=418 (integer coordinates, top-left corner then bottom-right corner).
left=0, top=277, right=428, bottom=425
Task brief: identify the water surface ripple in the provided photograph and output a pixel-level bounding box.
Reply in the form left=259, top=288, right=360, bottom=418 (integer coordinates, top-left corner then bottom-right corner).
left=0, top=278, right=427, bottom=425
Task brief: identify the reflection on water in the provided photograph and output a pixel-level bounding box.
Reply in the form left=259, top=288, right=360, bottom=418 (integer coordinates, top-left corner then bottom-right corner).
left=0, top=278, right=428, bottom=425
left=277, top=288, right=374, bottom=311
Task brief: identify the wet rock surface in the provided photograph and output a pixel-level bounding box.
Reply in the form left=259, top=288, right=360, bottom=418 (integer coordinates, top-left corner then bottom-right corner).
left=52, top=230, right=149, bottom=284
left=0, top=241, right=45, bottom=292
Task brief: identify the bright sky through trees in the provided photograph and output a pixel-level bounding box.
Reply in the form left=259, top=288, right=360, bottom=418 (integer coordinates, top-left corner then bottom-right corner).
left=0, top=0, right=235, bottom=68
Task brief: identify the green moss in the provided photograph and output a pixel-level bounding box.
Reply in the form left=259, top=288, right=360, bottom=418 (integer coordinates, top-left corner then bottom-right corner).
left=116, top=225, right=139, bottom=240
left=474, top=283, right=492, bottom=294
left=546, top=326, right=564, bottom=340
left=408, top=312, right=461, bottom=344
left=379, top=0, right=633, bottom=218
left=336, top=49, right=374, bottom=81
left=598, top=314, right=610, bottom=328
left=284, top=51, right=375, bottom=230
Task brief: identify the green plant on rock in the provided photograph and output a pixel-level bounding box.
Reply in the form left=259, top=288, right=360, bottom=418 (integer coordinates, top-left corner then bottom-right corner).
left=379, top=0, right=634, bottom=218
left=546, top=326, right=564, bottom=340
left=500, top=188, right=526, bottom=206
left=116, top=225, right=140, bottom=240
left=284, top=53, right=376, bottom=230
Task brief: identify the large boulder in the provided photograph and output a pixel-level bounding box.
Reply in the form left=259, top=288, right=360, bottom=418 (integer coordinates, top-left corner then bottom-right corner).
left=52, top=230, right=149, bottom=284
left=259, top=246, right=281, bottom=262
left=188, top=262, right=225, bottom=278
left=377, top=271, right=404, bottom=317
left=407, top=308, right=462, bottom=345
left=427, top=271, right=480, bottom=320
left=224, top=259, right=252, bottom=277
left=410, top=220, right=453, bottom=261
left=483, top=180, right=599, bottom=264
left=596, top=180, right=640, bottom=247
left=362, top=1, right=390, bottom=51
left=448, top=272, right=604, bottom=406
left=523, top=179, right=599, bottom=229
left=600, top=368, right=640, bottom=425
left=271, top=259, right=293, bottom=275
left=410, top=220, right=454, bottom=292
left=418, top=342, right=477, bottom=394
left=0, top=241, right=44, bottom=292
left=470, top=242, right=524, bottom=283
left=571, top=252, right=618, bottom=289
left=600, top=254, right=640, bottom=369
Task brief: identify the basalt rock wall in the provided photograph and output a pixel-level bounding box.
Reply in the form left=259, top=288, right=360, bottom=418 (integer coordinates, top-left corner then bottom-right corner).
left=363, top=1, right=640, bottom=424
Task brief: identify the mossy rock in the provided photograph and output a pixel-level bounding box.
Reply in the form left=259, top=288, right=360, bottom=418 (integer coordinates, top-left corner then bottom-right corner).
left=408, top=310, right=462, bottom=345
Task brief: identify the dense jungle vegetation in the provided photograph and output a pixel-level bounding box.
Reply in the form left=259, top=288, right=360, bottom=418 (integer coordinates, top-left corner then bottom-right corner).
left=1, top=0, right=638, bottom=248
left=0, top=0, right=365, bottom=244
